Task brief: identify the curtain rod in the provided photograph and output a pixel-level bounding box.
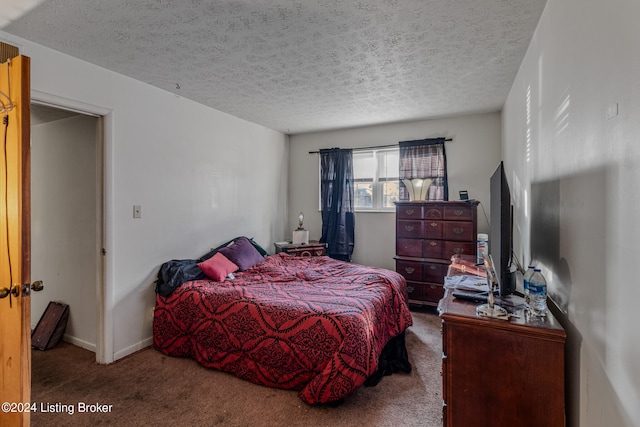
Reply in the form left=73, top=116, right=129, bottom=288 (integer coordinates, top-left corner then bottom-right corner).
left=308, top=138, right=452, bottom=154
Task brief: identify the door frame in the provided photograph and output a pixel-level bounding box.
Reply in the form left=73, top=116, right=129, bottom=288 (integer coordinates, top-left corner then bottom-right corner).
left=31, top=90, right=114, bottom=364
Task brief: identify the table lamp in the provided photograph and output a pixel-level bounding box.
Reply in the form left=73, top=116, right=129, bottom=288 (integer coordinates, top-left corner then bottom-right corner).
left=292, top=211, right=309, bottom=244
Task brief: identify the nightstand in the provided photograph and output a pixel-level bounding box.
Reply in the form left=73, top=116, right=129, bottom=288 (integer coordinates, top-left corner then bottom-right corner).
left=273, top=240, right=326, bottom=257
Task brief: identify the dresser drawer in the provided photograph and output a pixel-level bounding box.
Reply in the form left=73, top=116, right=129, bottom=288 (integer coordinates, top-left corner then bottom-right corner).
left=444, top=204, right=475, bottom=221
left=397, top=220, right=423, bottom=238
left=443, top=241, right=475, bottom=257
left=405, top=281, right=424, bottom=301
left=397, top=238, right=422, bottom=257
left=423, top=283, right=445, bottom=303
left=396, top=260, right=423, bottom=281
left=424, top=262, right=447, bottom=284
left=443, top=221, right=474, bottom=241
left=274, top=241, right=325, bottom=257
left=424, top=206, right=444, bottom=219
left=397, top=204, right=423, bottom=219
left=424, top=220, right=443, bottom=239
left=405, top=282, right=443, bottom=304
left=423, top=239, right=443, bottom=258
left=287, top=246, right=325, bottom=257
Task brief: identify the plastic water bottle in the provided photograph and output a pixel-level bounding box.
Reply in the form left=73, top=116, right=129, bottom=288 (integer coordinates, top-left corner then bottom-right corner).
left=523, top=265, right=535, bottom=310
left=476, top=233, right=489, bottom=264
left=528, top=268, right=548, bottom=317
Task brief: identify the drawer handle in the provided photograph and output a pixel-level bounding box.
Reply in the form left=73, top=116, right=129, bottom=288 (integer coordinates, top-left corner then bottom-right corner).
left=430, top=285, right=437, bottom=289
left=454, top=209, right=464, bottom=216
left=430, top=222, right=438, bottom=228
left=430, top=241, right=437, bottom=246
left=453, top=227, right=464, bottom=234
left=430, top=265, right=437, bottom=270
left=407, top=286, right=415, bottom=293
left=405, top=209, right=414, bottom=215
left=454, top=247, right=464, bottom=254
left=404, top=225, right=414, bottom=232
left=405, top=267, right=415, bottom=274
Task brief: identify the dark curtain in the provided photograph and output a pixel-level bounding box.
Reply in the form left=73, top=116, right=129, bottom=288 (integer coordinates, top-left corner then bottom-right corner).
left=399, top=138, right=448, bottom=201
left=319, top=148, right=355, bottom=261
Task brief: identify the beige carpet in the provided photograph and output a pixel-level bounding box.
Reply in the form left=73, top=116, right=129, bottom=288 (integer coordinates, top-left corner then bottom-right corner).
left=31, top=308, right=442, bottom=427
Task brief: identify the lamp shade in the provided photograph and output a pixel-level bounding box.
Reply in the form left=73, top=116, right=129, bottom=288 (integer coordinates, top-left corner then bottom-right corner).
left=402, top=178, right=433, bottom=201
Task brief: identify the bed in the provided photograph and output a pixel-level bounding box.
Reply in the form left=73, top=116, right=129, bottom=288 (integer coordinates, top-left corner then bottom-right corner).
left=152, top=237, right=413, bottom=404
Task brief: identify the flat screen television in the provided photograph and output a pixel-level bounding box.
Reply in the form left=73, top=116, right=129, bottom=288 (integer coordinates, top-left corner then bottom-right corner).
left=489, top=161, right=514, bottom=295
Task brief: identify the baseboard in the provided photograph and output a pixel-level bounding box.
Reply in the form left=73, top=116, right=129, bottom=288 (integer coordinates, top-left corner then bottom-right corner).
left=43, top=332, right=153, bottom=362
left=62, top=334, right=96, bottom=353
left=113, top=336, right=153, bottom=361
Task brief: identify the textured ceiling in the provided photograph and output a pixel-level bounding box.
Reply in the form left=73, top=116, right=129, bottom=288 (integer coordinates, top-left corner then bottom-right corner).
left=3, top=0, right=546, bottom=134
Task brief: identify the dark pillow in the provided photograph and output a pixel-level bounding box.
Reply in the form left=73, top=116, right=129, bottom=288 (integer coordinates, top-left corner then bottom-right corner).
left=219, top=237, right=265, bottom=271
left=198, top=252, right=238, bottom=282
left=247, top=237, right=269, bottom=257
left=199, top=236, right=268, bottom=262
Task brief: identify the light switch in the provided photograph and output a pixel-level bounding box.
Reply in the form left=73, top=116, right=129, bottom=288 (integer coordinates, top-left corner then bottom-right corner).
left=133, top=205, right=142, bottom=218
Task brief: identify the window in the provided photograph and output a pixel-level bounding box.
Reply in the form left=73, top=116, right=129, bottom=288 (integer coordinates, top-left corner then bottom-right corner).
left=352, top=148, right=399, bottom=211
left=399, top=138, right=448, bottom=201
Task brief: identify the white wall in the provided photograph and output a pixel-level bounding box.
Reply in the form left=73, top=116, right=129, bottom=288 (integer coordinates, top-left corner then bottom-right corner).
left=31, top=114, right=99, bottom=350
left=502, top=0, right=640, bottom=426
left=289, top=112, right=501, bottom=270
left=0, top=31, right=289, bottom=362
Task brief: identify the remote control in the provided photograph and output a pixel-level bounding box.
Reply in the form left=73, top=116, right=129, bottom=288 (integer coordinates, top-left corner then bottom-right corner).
left=452, top=291, right=489, bottom=303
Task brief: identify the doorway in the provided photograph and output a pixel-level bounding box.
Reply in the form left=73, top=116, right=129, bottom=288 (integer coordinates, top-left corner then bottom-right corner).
left=30, top=102, right=104, bottom=361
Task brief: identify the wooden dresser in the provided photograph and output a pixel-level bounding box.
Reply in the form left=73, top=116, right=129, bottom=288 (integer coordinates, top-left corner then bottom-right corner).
left=394, top=201, right=478, bottom=307
left=438, top=291, right=566, bottom=426
left=273, top=240, right=326, bottom=257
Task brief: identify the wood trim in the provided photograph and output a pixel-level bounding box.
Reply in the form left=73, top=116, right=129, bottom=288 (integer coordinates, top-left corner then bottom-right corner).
left=18, top=56, right=32, bottom=427
left=18, top=54, right=31, bottom=427
left=0, top=54, right=31, bottom=427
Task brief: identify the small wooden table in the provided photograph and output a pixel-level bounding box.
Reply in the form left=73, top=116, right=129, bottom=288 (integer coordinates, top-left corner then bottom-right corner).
left=273, top=240, right=326, bottom=257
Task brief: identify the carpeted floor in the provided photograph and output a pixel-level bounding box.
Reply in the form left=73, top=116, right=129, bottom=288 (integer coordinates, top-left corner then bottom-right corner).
left=31, top=308, right=442, bottom=427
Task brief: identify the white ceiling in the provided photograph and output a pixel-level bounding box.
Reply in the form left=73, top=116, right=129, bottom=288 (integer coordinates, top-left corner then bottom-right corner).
left=2, top=0, right=546, bottom=135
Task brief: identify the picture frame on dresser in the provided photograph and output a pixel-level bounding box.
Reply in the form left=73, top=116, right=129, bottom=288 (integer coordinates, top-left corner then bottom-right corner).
left=394, top=200, right=479, bottom=307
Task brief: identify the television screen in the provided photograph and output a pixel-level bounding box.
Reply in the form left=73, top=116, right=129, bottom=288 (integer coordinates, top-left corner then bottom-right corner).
left=489, top=161, right=514, bottom=295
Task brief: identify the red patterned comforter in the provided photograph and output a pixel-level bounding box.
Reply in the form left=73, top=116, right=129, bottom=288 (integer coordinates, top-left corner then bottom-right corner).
left=153, top=253, right=413, bottom=404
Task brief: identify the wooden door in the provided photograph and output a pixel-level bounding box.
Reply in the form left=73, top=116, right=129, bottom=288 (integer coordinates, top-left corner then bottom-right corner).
left=0, top=55, right=32, bottom=427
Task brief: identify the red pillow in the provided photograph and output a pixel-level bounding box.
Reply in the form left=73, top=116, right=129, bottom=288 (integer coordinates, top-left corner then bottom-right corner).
left=197, top=252, right=238, bottom=282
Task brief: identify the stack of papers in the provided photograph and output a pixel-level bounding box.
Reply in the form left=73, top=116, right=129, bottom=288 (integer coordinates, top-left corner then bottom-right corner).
left=444, top=275, right=490, bottom=293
